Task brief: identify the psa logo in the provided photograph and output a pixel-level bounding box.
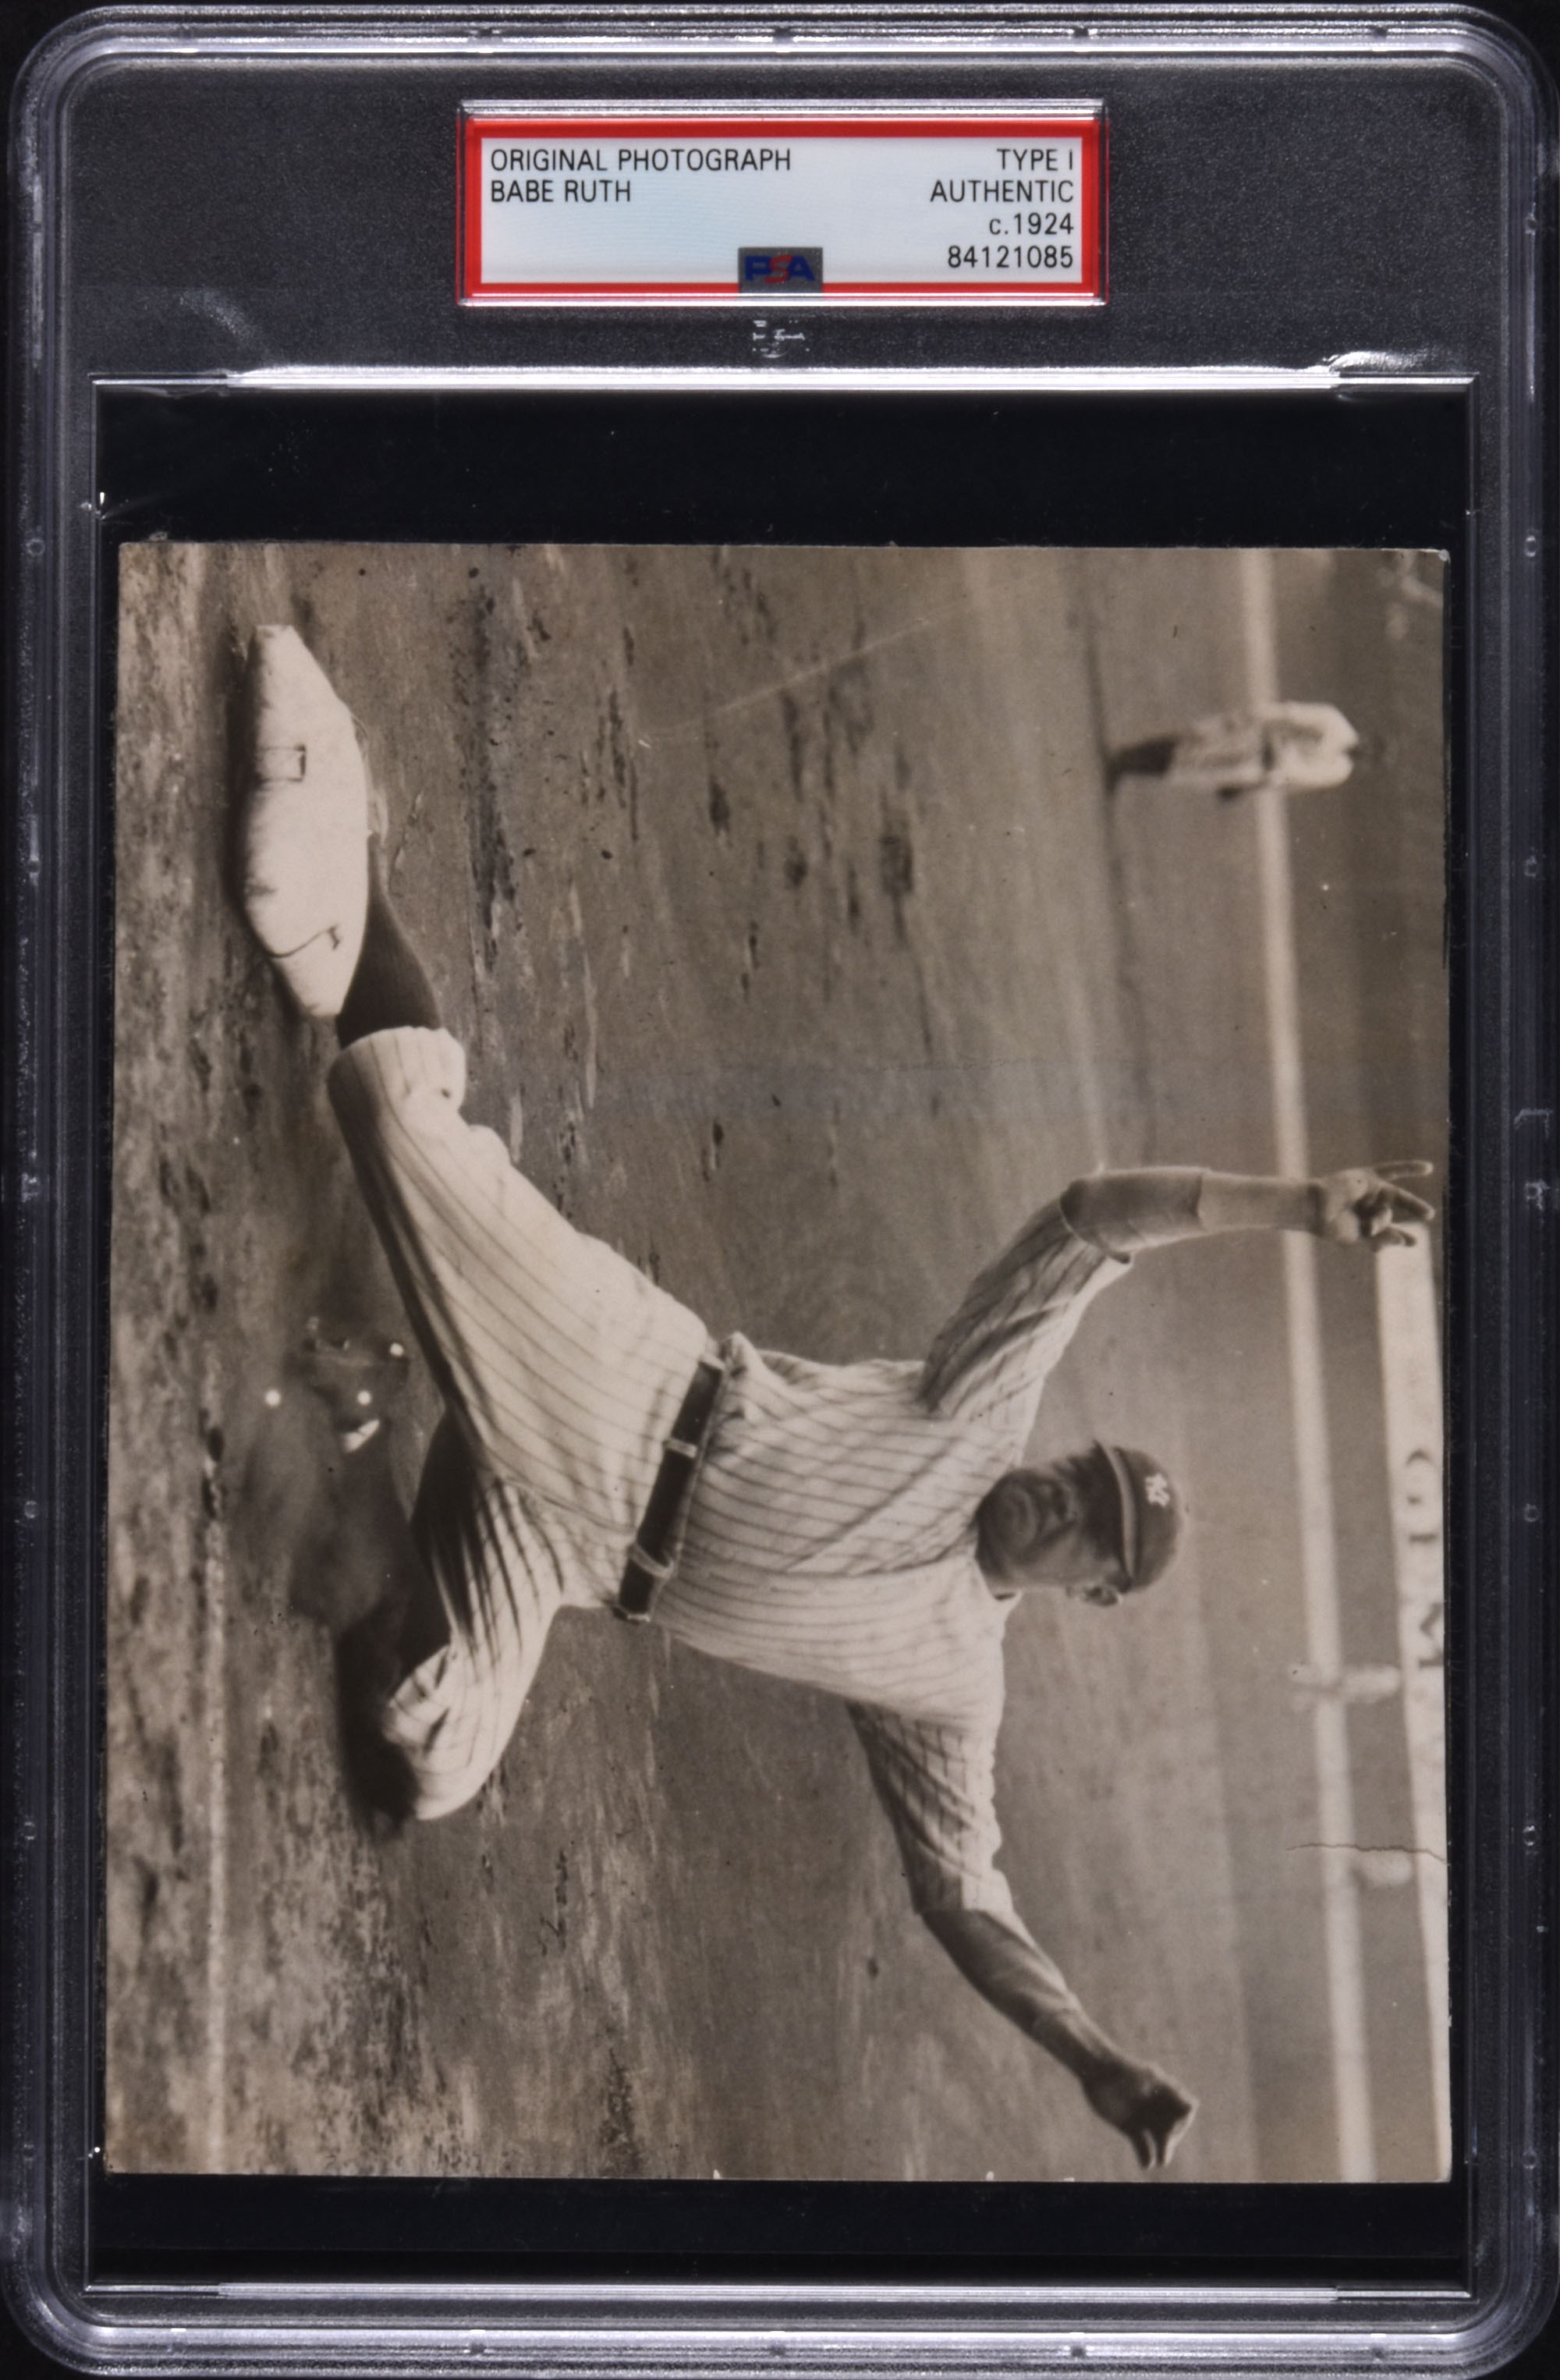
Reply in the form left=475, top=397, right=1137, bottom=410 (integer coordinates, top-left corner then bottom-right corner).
left=739, top=247, right=824, bottom=292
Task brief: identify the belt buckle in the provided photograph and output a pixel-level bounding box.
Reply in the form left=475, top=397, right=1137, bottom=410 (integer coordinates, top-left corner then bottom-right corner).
left=615, top=1542, right=673, bottom=1624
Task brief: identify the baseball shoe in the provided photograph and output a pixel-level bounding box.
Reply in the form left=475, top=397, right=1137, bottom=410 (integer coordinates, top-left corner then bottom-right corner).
left=241, top=626, right=370, bottom=1018
left=335, top=1602, right=420, bottom=1829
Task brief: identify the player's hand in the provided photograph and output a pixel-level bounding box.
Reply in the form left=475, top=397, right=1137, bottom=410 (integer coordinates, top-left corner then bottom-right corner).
left=1082, top=2057, right=1198, bottom=2170
left=1310, top=1160, right=1434, bottom=1250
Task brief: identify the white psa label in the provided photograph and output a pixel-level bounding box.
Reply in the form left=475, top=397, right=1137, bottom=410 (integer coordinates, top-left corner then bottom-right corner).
left=460, top=113, right=1104, bottom=303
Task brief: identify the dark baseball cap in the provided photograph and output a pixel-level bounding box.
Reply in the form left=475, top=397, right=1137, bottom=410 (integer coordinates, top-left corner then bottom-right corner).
left=1093, top=1443, right=1186, bottom=1590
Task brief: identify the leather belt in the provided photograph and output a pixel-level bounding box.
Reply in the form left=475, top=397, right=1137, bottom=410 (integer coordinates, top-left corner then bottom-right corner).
left=615, top=1353, right=727, bottom=1623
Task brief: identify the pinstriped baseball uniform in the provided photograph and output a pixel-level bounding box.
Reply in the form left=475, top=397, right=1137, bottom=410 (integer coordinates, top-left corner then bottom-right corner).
left=329, top=1027, right=712, bottom=1817
left=329, top=1025, right=1129, bottom=1921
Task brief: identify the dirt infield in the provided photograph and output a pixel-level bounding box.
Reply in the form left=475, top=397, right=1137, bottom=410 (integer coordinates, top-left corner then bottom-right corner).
left=105, top=543, right=1446, bottom=2182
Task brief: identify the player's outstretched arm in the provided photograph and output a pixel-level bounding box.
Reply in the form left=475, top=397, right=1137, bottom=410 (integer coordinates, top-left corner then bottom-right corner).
left=924, top=1906, right=1197, bottom=2170
left=1062, top=1161, right=1434, bottom=1258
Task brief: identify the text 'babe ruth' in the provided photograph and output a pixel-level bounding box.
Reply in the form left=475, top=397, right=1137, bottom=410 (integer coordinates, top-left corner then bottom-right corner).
left=239, top=626, right=1434, bottom=2175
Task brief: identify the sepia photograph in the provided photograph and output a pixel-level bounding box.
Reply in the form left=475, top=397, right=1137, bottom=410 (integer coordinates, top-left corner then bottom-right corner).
left=105, top=539, right=1448, bottom=2187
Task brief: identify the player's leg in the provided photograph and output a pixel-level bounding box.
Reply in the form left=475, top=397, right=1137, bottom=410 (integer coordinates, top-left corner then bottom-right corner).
left=336, top=839, right=443, bottom=1047
left=332, top=1517, right=445, bottom=1828
left=335, top=1411, right=580, bottom=1824
left=370, top=1414, right=592, bottom=1820
left=1102, top=733, right=1179, bottom=792
left=328, top=1027, right=711, bottom=1538
left=1105, top=713, right=1268, bottom=799
left=238, top=626, right=710, bottom=1813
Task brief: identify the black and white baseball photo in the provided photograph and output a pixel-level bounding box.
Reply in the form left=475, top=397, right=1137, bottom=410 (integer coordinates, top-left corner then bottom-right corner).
left=105, top=541, right=1448, bottom=2187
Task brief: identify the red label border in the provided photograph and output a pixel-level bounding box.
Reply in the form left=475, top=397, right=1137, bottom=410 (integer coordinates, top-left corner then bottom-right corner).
left=459, top=112, right=1106, bottom=305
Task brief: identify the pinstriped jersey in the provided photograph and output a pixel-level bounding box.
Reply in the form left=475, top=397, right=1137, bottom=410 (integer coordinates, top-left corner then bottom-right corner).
left=657, top=1208, right=1126, bottom=1920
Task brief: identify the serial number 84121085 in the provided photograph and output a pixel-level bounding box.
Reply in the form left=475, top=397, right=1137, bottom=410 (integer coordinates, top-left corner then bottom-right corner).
left=946, top=243, right=1075, bottom=271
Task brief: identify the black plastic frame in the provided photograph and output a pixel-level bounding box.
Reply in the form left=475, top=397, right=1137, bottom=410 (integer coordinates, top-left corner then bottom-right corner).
left=6, top=10, right=1556, bottom=2374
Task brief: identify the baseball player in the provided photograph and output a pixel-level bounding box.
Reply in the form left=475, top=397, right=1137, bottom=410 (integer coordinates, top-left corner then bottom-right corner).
left=239, top=626, right=1432, bottom=2174
left=1104, top=700, right=1360, bottom=800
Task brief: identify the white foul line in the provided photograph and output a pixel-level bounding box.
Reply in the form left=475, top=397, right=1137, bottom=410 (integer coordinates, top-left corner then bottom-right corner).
left=1240, top=550, right=1377, bottom=2183
left=1374, top=1236, right=1452, bottom=2174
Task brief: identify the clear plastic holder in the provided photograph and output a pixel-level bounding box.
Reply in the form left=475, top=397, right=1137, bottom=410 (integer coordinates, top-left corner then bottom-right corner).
left=5, top=7, right=1555, bottom=2374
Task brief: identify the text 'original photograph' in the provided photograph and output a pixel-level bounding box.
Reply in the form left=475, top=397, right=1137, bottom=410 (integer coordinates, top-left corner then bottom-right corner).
left=106, top=541, right=1448, bottom=2186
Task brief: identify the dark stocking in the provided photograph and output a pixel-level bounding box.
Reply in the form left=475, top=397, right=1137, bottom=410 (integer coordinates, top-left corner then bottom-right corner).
left=1104, top=735, right=1180, bottom=792
left=336, top=844, right=442, bottom=1047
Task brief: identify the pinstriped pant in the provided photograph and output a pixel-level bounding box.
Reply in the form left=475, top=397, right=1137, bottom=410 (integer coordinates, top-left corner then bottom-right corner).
left=328, top=1027, right=713, bottom=1818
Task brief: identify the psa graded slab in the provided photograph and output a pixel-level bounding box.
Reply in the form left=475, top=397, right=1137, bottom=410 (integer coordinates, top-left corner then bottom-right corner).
left=5, top=9, right=1555, bottom=2379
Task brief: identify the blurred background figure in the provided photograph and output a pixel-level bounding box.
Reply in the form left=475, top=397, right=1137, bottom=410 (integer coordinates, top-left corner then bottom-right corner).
left=1106, top=700, right=1360, bottom=801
